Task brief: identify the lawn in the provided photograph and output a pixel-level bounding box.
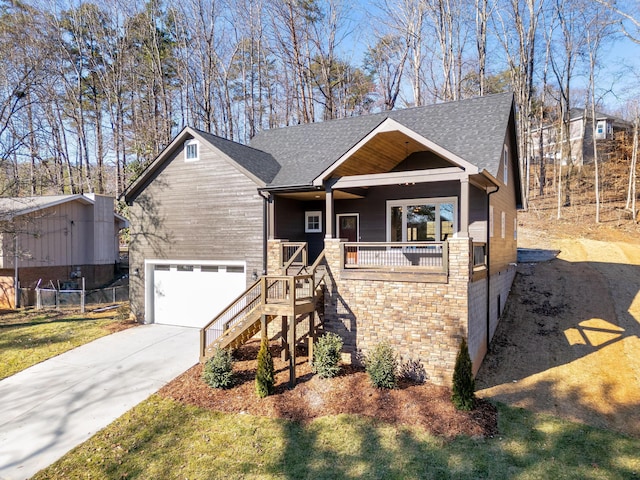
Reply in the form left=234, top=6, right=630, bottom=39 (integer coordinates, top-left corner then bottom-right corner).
left=0, top=306, right=133, bottom=380
left=33, top=395, right=640, bottom=480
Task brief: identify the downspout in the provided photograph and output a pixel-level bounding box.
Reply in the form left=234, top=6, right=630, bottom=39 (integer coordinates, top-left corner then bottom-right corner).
left=486, top=185, right=500, bottom=353
left=258, top=190, right=270, bottom=275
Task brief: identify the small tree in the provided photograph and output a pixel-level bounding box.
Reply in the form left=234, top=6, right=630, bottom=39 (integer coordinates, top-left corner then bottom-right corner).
left=255, top=336, right=274, bottom=398
left=202, top=347, right=234, bottom=389
left=451, top=338, right=475, bottom=411
left=312, top=332, right=343, bottom=378
left=365, top=342, right=397, bottom=389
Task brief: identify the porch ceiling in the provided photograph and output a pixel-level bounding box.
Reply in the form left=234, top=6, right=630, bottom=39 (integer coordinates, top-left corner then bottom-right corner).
left=331, top=131, right=433, bottom=177
left=276, top=190, right=365, bottom=200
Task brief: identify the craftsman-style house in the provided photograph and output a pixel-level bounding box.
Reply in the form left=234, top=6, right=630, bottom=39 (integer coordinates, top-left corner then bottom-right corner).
left=124, top=93, right=522, bottom=385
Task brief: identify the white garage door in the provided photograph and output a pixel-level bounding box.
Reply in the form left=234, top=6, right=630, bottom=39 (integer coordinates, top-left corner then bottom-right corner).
left=152, top=262, right=247, bottom=328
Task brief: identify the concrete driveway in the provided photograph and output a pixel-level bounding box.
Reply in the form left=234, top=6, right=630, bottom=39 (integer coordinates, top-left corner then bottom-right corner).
left=0, top=324, right=199, bottom=480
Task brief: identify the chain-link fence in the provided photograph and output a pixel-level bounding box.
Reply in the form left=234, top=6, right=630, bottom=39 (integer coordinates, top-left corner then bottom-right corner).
left=19, top=285, right=128, bottom=311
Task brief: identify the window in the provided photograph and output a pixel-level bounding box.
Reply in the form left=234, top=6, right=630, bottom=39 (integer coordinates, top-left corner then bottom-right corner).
left=503, top=145, right=509, bottom=185
left=226, top=265, right=245, bottom=273
left=305, top=211, right=322, bottom=233
left=489, top=206, right=494, bottom=238
left=185, top=139, right=199, bottom=161
left=501, top=211, right=506, bottom=239
left=514, top=218, right=517, bottom=240
left=595, top=120, right=608, bottom=140
left=387, top=197, right=456, bottom=242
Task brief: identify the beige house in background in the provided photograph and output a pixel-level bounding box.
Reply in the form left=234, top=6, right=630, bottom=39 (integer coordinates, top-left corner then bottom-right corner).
left=0, top=194, right=127, bottom=307
left=531, top=108, right=632, bottom=167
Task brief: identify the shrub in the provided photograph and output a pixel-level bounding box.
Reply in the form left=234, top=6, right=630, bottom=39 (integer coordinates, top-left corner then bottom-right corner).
left=202, top=348, right=234, bottom=389
left=365, top=342, right=398, bottom=389
left=400, top=358, right=427, bottom=384
left=255, top=336, right=274, bottom=398
left=115, top=304, right=130, bottom=322
left=312, top=332, right=343, bottom=378
left=451, top=338, right=475, bottom=411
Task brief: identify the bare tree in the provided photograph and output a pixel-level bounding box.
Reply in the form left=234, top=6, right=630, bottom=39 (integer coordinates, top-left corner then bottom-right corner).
left=364, top=34, right=408, bottom=110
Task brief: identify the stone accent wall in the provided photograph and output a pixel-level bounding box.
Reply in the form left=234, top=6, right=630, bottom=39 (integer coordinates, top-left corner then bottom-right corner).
left=322, top=238, right=472, bottom=386
left=267, top=239, right=284, bottom=275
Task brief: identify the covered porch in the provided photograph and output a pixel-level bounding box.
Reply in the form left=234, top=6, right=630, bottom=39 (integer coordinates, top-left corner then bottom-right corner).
left=263, top=118, right=498, bottom=278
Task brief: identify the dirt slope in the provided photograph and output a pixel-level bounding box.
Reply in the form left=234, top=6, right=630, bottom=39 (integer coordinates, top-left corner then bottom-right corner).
left=476, top=222, right=640, bottom=437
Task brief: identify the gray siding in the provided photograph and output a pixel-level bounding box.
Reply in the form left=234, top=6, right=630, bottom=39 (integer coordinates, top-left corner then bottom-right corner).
left=128, top=138, right=264, bottom=321
left=274, top=182, right=464, bottom=246
left=469, top=185, right=487, bottom=243
left=0, top=199, right=119, bottom=269
left=335, top=182, right=461, bottom=242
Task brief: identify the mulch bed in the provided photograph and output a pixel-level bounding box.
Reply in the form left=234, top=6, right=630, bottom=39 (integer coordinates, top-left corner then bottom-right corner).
left=159, top=340, right=498, bottom=439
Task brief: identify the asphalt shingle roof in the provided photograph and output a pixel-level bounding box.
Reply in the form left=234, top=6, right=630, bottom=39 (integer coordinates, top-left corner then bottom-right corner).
left=195, top=129, right=281, bottom=185
left=249, top=93, right=515, bottom=188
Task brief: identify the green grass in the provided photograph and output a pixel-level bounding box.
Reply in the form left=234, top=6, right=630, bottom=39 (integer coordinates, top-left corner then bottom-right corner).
left=0, top=309, right=131, bottom=380
left=33, top=396, right=640, bottom=480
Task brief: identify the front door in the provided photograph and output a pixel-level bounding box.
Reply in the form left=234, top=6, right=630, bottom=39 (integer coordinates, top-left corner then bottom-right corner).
left=337, top=214, right=359, bottom=264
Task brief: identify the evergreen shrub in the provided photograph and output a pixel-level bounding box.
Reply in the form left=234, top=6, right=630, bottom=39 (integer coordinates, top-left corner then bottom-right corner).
left=202, top=347, right=234, bottom=389
left=451, top=338, right=476, bottom=411
left=312, top=332, right=343, bottom=378
left=255, top=337, right=275, bottom=398
left=365, top=342, right=398, bottom=389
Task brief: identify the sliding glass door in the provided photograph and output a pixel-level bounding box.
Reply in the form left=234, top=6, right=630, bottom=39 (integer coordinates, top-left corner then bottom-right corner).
left=387, top=198, right=457, bottom=242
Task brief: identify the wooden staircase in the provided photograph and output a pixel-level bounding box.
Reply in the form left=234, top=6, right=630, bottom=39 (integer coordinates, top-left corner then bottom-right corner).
left=200, top=249, right=326, bottom=362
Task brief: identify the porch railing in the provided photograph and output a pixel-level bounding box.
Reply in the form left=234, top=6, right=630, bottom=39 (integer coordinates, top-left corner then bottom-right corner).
left=281, top=242, right=307, bottom=269
left=342, top=241, right=448, bottom=273
left=261, top=274, right=314, bottom=307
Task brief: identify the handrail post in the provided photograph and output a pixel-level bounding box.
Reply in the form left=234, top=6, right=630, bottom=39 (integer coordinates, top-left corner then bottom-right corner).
left=199, top=328, right=206, bottom=362
left=289, top=276, right=295, bottom=308
left=443, top=241, right=449, bottom=275
left=260, top=276, right=267, bottom=305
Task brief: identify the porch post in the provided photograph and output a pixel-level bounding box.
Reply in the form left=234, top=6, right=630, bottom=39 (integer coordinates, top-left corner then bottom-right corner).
left=325, top=184, right=334, bottom=238
left=268, top=195, right=275, bottom=240
left=460, top=178, right=469, bottom=237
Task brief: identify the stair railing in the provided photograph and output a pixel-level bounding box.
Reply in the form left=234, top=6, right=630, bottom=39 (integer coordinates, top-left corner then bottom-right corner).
left=199, top=278, right=262, bottom=360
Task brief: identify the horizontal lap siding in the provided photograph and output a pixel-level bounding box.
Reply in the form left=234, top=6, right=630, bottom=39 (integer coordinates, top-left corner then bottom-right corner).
left=491, top=131, right=518, bottom=273
left=335, top=182, right=461, bottom=242
left=129, top=141, right=264, bottom=321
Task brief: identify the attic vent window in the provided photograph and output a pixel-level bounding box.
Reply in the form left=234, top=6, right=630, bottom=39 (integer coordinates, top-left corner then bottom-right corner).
left=185, top=139, right=199, bottom=162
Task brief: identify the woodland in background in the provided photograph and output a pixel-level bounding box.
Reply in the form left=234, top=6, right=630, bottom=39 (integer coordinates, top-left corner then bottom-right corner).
left=0, top=0, right=638, bottom=223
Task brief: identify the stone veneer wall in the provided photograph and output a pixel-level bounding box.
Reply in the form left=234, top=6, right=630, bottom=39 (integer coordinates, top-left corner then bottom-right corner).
left=321, top=238, right=472, bottom=386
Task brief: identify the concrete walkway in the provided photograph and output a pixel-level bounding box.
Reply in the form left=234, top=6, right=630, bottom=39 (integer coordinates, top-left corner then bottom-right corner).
left=0, top=324, right=199, bottom=480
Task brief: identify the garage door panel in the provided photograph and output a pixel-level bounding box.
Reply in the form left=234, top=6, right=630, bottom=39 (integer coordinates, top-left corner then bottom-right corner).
left=153, top=263, right=246, bottom=328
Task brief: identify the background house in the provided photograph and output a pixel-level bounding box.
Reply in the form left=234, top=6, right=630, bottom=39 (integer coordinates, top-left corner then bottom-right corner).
left=531, top=108, right=632, bottom=167
left=0, top=194, right=127, bottom=307
left=125, top=93, right=522, bottom=385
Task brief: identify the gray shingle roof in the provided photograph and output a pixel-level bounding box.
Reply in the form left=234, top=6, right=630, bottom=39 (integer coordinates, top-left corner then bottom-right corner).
left=195, top=129, right=280, bottom=185
left=250, top=93, right=515, bottom=188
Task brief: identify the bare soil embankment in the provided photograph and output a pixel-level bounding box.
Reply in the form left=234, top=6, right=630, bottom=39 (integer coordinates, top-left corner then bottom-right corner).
left=476, top=200, right=640, bottom=437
